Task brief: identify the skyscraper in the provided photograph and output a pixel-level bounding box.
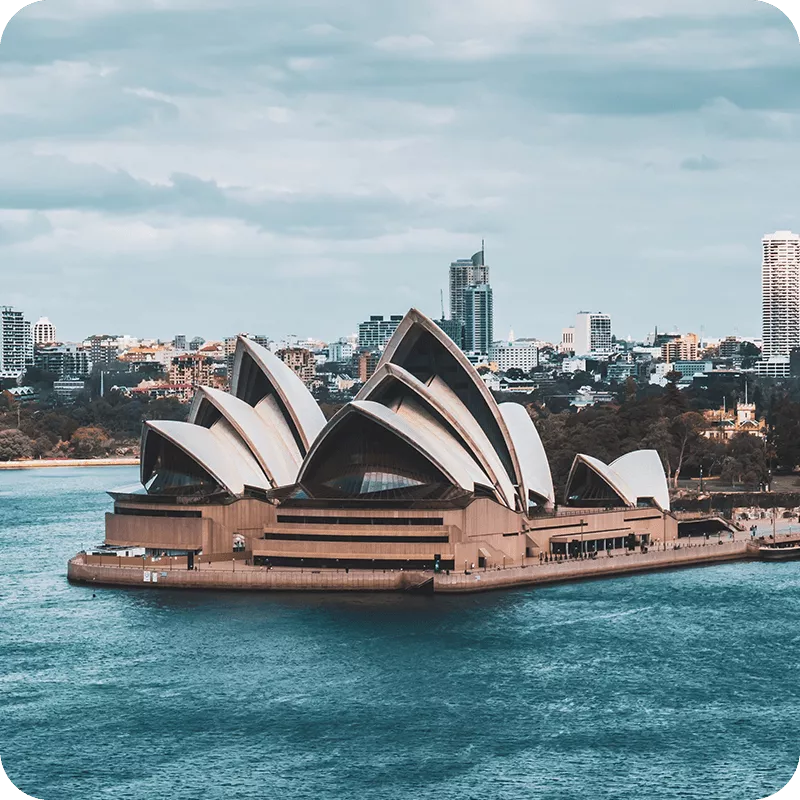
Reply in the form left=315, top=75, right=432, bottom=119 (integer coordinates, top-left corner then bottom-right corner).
left=449, top=248, right=489, bottom=324
left=33, top=317, right=56, bottom=345
left=762, top=231, right=800, bottom=358
left=357, top=315, right=403, bottom=349
left=463, top=284, right=493, bottom=355
left=0, top=306, right=34, bottom=377
left=574, top=312, right=612, bottom=357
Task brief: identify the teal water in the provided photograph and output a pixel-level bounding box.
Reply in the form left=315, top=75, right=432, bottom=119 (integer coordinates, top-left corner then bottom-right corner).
left=1, top=467, right=798, bottom=800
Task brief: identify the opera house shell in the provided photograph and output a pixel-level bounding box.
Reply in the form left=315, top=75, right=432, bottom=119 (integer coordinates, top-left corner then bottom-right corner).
left=99, top=308, right=678, bottom=577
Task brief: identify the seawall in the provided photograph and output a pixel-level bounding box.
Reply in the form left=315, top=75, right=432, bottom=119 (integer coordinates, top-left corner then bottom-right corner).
left=0, top=458, right=138, bottom=470
left=434, top=540, right=751, bottom=593
left=68, top=539, right=757, bottom=594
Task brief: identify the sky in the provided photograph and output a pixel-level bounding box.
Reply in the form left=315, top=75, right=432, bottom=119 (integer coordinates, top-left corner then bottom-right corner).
left=1, top=0, right=799, bottom=344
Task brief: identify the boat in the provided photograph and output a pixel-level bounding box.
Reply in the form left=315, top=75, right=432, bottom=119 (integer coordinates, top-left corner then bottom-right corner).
left=758, top=543, right=800, bottom=562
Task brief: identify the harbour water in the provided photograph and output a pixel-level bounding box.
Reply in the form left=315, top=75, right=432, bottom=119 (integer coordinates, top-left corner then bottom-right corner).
left=1, top=467, right=799, bottom=800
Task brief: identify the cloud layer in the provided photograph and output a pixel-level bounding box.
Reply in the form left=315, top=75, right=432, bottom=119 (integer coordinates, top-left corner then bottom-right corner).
left=1, top=0, right=799, bottom=341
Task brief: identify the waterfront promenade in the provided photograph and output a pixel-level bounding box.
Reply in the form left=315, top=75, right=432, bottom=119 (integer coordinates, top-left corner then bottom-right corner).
left=0, top=457, right=138, bottom=470
left=67, top=533, right=785, bottom=594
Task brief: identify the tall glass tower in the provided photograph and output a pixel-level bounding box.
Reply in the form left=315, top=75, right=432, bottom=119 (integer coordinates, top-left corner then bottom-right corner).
left=449, top=249, right=489, bottom=325
left=463, top=284, right=494, bottom=356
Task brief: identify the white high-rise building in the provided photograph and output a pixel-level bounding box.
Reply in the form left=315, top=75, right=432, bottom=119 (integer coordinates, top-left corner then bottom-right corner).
left=327, top=339, right=354, bottom=363
left=0, top=306, right=34, bottom=378
left=762, top=231, right=800, bottom=359
left=574, top=312, right=612, bottom=357
left=33, top=316, right=56, bottom=345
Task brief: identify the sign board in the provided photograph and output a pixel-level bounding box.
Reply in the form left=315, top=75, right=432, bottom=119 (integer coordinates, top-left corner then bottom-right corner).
left=143, top=571, right=151, bottom=582
left=152, top=572, right=158, bottom=583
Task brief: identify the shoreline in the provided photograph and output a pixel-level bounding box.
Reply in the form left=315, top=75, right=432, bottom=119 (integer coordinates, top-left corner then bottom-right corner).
left=0, top=458, right=138, bottom=470
left=67, top=538, right=765, bottom=595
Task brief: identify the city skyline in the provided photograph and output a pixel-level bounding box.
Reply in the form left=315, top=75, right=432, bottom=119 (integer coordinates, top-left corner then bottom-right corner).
left=1, top=0, right=798, bottom=342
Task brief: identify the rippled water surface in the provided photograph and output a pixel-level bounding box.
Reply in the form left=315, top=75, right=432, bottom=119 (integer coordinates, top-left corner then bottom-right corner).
left=1, top=467, right=799, bottom=800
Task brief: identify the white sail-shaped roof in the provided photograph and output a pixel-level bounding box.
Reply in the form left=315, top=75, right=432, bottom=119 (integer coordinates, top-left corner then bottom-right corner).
left=565, top=451, right=670, bottom=511
left=253, top=394, right=304, bottom=470
left=383, top=395, right=504, bottom=504
left=498, top=402, right=555, bottom=510
left=376, top=308, right=523, bottom=502
left=358, top=363, right=517, bottom=508
left=565, top=453, right=636, bottom=507
left=231, top=336, right=325, bottom=454
left=189, top=386, right=299, bottom=488
left=298, top=400, right=495, bottom=496
left=610, top=450, right=671, bottom=511
left=141, top=420, right=270, bottom=497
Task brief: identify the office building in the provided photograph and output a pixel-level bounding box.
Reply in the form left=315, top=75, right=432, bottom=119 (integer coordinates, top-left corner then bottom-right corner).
left=35, top=343, right=92, bottom=378
left=463, top=284, right=494, bottom=356
left=490, top=340, right=539, bottom=373
left=33, top=317, right=56, bottom=346
left=560, top=327, right=575, bottom=355
left=449, top=249, right=489, bottom=324
left=0, top=306, right=34, bottom=378
left=718, top=336, right=741, bottom=359
left=174, top=334, right=187, bottom=351
left=327, top=339, right=354, bottom=364
left=574, top=312, right=612, bottom=357
left=53, top=377, right=86, bottom=402
left=762, top=231, right=800, bottom=358
left=358, top=315, right=403, bottom=350
left=662, top=333, right=699, bottom=363
left=607, top=362, right=637, bottom=382
left=86, top=335, right=119, bottom=368
left=754, top=356, right=791, bottom=378
left=434, top=318, right=464, bottom=349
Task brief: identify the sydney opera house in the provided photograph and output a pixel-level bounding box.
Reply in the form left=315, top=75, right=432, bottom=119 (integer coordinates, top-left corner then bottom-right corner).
left=95, top=309, right=677, bottom=580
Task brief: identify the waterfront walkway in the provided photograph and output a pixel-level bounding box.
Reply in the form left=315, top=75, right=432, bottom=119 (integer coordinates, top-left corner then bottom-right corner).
left=66, top=532, right=789, bottom=594
left=0, top=457, right=138, bottom=470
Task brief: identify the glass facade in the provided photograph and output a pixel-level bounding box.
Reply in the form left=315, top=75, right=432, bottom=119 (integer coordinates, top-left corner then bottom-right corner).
left=566, top=462, right=627, bottom=507
left=301, top=414, right=455, bottom=500
left=142, top=432, right=222, bottom=497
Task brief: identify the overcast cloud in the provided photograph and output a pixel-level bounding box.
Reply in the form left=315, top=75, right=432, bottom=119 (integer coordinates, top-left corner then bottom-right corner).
left=1, top=0, right=799, bottom=342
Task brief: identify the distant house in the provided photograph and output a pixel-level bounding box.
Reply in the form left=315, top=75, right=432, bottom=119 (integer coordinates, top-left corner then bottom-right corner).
left=702, top=402, right=766, bottom=441
left=2, top=386, right=37, bottom=404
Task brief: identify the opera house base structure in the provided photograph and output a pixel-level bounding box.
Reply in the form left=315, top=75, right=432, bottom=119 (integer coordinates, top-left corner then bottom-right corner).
left=68, top=308, right=724, bottom=595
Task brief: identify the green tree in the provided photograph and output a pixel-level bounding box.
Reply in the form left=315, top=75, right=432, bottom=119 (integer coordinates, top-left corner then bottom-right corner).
left=770, top=397, right=800, bottom=472
left=623, top=376, right=637, bottom=404
left=641, top=417, right=674, bottom=484
left=505, top=368, right=526, bottom=380
left=0, top=429, right=34, bottom=461
left=719, top=434, right=768, bottom=488
left=70, top=426, right=111, bottom=458
left=669, top=411, right=706, bottom=486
